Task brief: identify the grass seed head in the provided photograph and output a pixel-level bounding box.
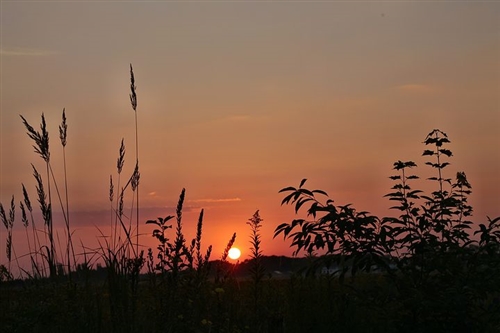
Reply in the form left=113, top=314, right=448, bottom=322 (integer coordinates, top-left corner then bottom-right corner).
left=0, top=203, right=7, bottom=229
left=20, top=114, right=50, bottom=163
left=59, top=108, right=67, bottom=147
left=129, top=64, right=137, bottom=112
left=22, top=184, right=32, bottom=212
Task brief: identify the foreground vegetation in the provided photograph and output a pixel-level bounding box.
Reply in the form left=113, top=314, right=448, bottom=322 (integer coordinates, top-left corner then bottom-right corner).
left=1, top=67, right=499, bottom=332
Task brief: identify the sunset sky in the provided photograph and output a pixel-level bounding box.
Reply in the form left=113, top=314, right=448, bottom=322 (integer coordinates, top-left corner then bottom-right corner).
left=1, top=1, right=499, bottom=269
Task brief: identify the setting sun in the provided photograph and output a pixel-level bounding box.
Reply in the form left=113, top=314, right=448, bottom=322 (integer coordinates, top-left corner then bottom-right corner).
left=228, top=247, right=241, bottom=260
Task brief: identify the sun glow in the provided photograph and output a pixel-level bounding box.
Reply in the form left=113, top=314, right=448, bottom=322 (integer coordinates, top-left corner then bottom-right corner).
left=228, top=247, right=241, bottom=260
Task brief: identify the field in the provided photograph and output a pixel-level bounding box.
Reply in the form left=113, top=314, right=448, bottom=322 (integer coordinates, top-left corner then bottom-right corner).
left=1, top=260, right=499, bottom=333
left=1, top=66, right=500, bottom=333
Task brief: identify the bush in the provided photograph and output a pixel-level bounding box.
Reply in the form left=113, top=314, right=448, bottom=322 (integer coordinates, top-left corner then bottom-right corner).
left=275, top=129, right=500, bottom=331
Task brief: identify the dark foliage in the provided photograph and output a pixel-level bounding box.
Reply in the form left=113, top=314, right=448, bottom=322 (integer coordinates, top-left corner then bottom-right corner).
left=275, top=129, right=500, bottom=331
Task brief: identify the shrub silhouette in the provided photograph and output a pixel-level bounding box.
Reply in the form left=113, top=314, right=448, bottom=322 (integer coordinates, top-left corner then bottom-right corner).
left=275, top=129, right=500, bottom=330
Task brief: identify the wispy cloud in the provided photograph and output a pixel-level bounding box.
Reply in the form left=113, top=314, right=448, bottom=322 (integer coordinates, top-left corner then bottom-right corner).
left=0, top=47, right=58, bottom=57
left=394, top=83, right=436, bottom=94
left=225, top=115, right=250, bottom=122
left=190, top=198, right=242, bottom=203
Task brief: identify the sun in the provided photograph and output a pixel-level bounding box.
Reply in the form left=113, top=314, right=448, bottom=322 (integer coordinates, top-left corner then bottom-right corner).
left=228, top=247, right=241, bottom=260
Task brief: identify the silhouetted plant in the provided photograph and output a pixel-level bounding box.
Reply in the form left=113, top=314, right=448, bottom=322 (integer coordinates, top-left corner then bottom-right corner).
left=0, top=264, right=12, bottom=282
left=247, top=210, right=267, bottom=332
left=111, top=138, right=125, bottom=249
left=147, top=188, right=214, bottom=277
left=275, top=179, right=384, bottom=280
left=21, top=183, right=44, bottom=277
left=20, top=110, right=75, bottom=278
left=129, top=64, right=140, bottom=256
left=215, top=232, right=237, bottom=285
left=20, top=114, right=57, bottom=277
left=145, top=189, right=238, bottom=332
left=275, top=129, right=500, bottom=330
left=0, top=196, right=16, bottom=278
left=248, top=210, right=266, bottom=284
left=58, top=108, right=75, bottom=276
left=32, top=163, right=56, bottom=277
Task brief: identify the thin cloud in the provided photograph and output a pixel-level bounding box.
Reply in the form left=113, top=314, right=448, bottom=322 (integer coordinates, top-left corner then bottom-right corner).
left=190, top=198, right=242, bottom=203
left=55, top=206, right=200, bottom=228
left=394, top=84, right=436, bottom=93
left=225, top=115, right=250, bottom=122
left=0, top=47, right=58, bottom=57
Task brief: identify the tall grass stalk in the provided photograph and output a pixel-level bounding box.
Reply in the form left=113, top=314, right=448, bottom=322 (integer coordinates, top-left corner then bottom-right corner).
left=128, top=162, right=140, bottom=258
left=21, top=114, right=59, bottom=277
left=21, top=111, right=77, bottom=277
left=0, top=197, right=15, bottom=277
left=32, top=163, right=55, bottom=277
left=112, top=139, right=125, bottom=249
left=215, top=232, right=237, bottom=284
left=59, top=108, right=76, bottom=275
left=22, top=183, right=44, bottom=277
left=129, top=64, right=140, bottom=256
left=1, top=196, right=25, bottom=279
left=19, top=201, right=35, bottom=275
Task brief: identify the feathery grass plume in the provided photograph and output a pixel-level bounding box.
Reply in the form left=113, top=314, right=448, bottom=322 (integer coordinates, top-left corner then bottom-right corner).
left=22, top=183, right=32, bottom=212
left=130, top=162, right=140, bottom=192
left=20, top=201, right=28, bottom=228
left=0, top=203, right=9, bottom=270
left=1, top=196, right=16, bottom=276
left=32, top=165, right=50, bottom=227
left=117, top=138, right=125, bottom=174
left=22, top=114, right=57, bottom=278
left=216, top=232, right=237, bottom=284
left=59, top=108, right=67, bottom=147
left=20, top=114, right=50, bottom=163
left=0, top=202, right=7, bottom=230
left=23, top=111, right=74, bottom=277
left=222, top=233, right=236, bottom=262
left=8, top=196, right=15, bottom=229
left=118, top=188, right=124, bottom=219
left=195, top=209, right=204, bottom=268
left=109, top=176, right=114, bottom=203
left=112, top=139, right=125, bottom=248
left=129, top=64, right=137, bottom=112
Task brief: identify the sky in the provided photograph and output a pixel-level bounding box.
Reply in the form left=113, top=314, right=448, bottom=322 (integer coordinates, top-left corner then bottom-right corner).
left=1, top=1, right=499, bottom=272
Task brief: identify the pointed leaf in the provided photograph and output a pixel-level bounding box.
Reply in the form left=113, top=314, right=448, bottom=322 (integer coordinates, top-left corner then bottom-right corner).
left=279, top=186, right=296, bottom=193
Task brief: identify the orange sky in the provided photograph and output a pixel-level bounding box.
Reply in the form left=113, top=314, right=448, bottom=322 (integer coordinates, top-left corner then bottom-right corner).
left=1, top=1, right=499, bottom=271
